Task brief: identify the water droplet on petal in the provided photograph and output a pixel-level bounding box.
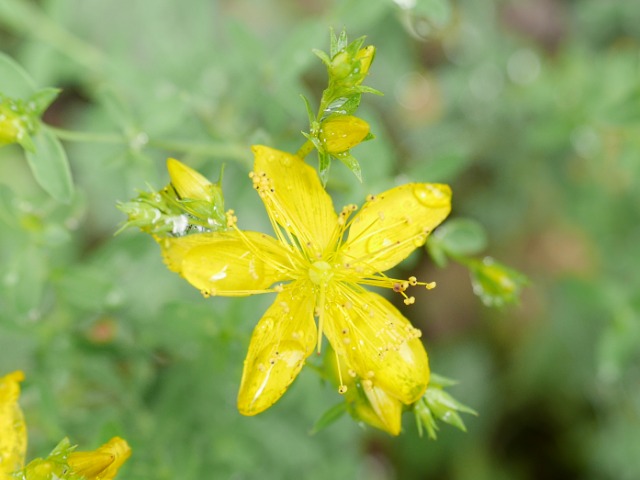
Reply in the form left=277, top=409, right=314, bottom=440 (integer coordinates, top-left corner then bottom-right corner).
left=413, top=185, right=449, bottom=208
left=366, top=235, right=393, bottom=254
left=259, top=318, right=274, bottom=332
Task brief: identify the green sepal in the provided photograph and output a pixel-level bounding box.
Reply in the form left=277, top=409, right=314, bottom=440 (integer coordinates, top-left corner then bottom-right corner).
left=318, top=150, right=331, bottom=186
left=334, top=151, right=363, bottom=182
left=29, top=87, right=61, bottom=116
left=413, top=375, right=477, bottom=440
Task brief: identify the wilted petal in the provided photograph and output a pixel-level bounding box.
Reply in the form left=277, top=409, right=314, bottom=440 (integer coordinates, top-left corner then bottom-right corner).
left=340, top=183, right=451, bottom=273
left=158, top=231, right=292, bottom=296
left=0, top=371, right=27, bottom=478
left=324, top=287, right=429, bottom=404
left=252, top=145, right=337, bottom=257
left=238, top=283, right=317, bottom=415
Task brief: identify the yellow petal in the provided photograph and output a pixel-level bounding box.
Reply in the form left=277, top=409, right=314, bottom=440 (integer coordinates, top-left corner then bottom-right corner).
left=252, top=145, right=337, bottom=257
left=238, top=283, right=316, bottom=415
left=361, top=382, right=403, bottom=435
left=0, top=371, right=27, bottom=479
left=157, top=231, right=292, bottom=296
left=340, top=183, right=451, bottom=273
left=68, top=437, right=131, bottom=480
left=324, top=287, right=429, bottom=404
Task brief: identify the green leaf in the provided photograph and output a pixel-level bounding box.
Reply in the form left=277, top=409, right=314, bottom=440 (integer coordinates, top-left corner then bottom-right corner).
left=0, top=52, right=37, bottom=98
left=432, top=218, right=488, bottom=258
left=426, top=238, right=449, bottom=268
left=309, top=402, right=348, bottom=435
left=24, top=127, right=74, bottom=203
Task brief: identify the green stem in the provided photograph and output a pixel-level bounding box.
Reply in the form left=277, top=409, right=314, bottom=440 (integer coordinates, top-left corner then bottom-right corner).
left=46, top=126, right=124, bottom=144
left=47, top=126, right=250, bottom=164
left=296, top=139, right=315, bottom=158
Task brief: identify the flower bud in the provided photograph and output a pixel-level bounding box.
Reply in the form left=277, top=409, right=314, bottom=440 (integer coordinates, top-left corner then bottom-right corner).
left=167, top=158, right=215, bottom=202
left=469, top=256, right=528, bottom=307
left=68, top=437, right=131, bottom=480
left=318, top=115, right=369, bottom=154
left=329, top=45, right=376, bottom=88
left=0, top=96, right=35, bottom=150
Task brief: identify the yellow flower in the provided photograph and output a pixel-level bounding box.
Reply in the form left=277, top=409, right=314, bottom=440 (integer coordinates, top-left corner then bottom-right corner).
left=158, top=146, right=451, bottom=420
left=68, top=437, right=131, bottom=480
left=0, top=371, right=27, bottom=480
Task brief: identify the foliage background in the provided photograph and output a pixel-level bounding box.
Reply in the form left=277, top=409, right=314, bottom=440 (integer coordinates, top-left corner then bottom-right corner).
left=1, top=0, right=640, bottom=478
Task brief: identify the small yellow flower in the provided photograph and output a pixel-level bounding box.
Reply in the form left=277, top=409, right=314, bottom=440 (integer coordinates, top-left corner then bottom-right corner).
left=158, top=146, right=451, bottom=420
left=0, top=371, right=27, bottom=480
left=319, top=115, right=370, bottom=154
left=68, top=437, right=131, bottom=480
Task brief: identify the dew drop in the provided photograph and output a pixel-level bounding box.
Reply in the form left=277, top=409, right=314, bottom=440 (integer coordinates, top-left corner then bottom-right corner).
left=366, top=235, right=393, bottom=254
left=413, top=185, right=449, bottom=208
left=413, top=232, right=427, bottom=247
left=260, top=318, right=275, bottom=332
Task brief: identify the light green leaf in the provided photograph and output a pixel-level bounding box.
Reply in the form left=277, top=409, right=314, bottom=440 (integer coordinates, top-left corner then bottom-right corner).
left=432, top=218, right=488, bottom=258
left=25, top=127, right=74, bottom=203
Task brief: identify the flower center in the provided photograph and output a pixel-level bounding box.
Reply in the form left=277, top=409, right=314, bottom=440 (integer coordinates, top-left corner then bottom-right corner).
left=309, top=260, right=333, bottom=285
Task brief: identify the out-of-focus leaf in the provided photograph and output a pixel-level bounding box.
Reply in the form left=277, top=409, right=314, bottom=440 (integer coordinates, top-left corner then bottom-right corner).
left=0, top=52, right=36, bottom=98
left=469, top=257, right=528, bottom=307
left=310, top=402, right=348, bottom=435
left=24, top=127, right=74, bottom=203
left=430, top=218, right=488, bottom=258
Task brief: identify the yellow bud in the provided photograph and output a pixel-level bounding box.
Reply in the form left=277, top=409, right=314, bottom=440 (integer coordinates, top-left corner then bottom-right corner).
left=0, top=99, right=31, bottom=147
left=166, top=158, right=214, bottom=202
left=355, top=46, right=375, bottom=79
left=68, top=437, right=131, bottom=480
left=319, top=116, right=369, bottom=154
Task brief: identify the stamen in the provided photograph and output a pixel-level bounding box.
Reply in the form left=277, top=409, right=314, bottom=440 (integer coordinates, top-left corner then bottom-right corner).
left=334, top=348, right=348, bottom=395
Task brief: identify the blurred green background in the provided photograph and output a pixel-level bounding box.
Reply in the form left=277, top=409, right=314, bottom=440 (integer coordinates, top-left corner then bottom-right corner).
left=1, top=0, right=640, bottom=478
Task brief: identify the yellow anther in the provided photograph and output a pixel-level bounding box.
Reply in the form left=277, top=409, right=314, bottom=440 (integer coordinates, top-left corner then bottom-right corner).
left=403, top=296, right=415, bottom=305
